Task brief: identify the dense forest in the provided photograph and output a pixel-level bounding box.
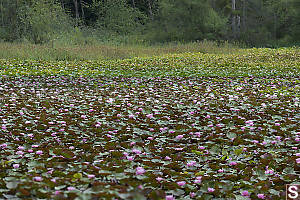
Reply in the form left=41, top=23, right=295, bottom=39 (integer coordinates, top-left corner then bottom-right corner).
left=0, top=0, right=299, bottom=47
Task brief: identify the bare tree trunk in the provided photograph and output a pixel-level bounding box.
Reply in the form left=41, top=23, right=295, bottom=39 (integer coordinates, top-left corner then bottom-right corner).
left=242, top=0, right=246, bottom=32
left=147, top=0, right=153, bottom=20
left=80, top=0, right=85, bottom=20
left=232, top=0, right=236, bottom=39
left=237, top=15, right=241, bottom=37
left=132, top=0, right=135, bottom=8
left=59, top=0, right=64, bottom=9
left=0, top=0, right=4, bottom=26
left=210, top=0, right=216, bottom=9
left=73, top=0, right=79, bottom=25
left=273, top=12, right=277, bottom=39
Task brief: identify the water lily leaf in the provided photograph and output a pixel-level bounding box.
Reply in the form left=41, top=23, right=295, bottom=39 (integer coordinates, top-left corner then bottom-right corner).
left=235, top=195, right=250, bottom=200
left=283, top=167, right=295, bottom=175
left=209, top=146, right=220, bottom=155
left=226, top=132, right=236, bottom=139
left=269, top=189, right=280, bottom=196
left=234, top=148, right=243, bottom=156
left=6, top=181, right=18, bottom=189
left=73, top=173, right=83, bottom=179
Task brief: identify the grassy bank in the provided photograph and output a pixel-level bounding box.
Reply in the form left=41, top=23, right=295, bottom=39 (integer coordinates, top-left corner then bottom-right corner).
left=0, top=40, right=241, bottom=61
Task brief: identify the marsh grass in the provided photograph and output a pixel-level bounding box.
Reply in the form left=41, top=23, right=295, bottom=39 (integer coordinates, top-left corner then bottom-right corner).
left=0, top=40, right=242, bottom=61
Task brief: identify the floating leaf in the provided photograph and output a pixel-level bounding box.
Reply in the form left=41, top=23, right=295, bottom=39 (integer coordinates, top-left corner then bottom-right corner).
left=73, top=173, right=83, bottom=179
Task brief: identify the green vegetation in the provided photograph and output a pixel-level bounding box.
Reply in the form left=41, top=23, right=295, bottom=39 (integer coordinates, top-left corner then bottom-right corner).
left=0, top=48, right=299, bottom=199
left=147, top=0, right=226, bottom=42
left=0, top=0, right=300, bottom=47
left=0, top=40, right=241, bottom=61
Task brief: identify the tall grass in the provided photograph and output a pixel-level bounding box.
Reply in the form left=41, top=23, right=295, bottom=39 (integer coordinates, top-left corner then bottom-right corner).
left=0, top=40, right=242, bottom=61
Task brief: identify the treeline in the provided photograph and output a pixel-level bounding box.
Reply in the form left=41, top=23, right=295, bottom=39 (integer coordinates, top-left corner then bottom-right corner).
left=0, top=0, right=299, bottom=47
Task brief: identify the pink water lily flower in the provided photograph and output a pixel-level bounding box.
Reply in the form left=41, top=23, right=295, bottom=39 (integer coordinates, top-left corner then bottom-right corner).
left=177, top=181, right=186, bottom=186
left=176, top=135, right=184, bottom=140
left=136, top=167, right=146, bottom=175
left=18, top=146, right=25, bottom=150
left=156, top=177, right=163, bottom=182
left=36, top=150, right=43, bottom=155
left=87, top=174, right=95, bottom=179
left=127, top=156, right=134, bottom=161
left=165, top=156, right=171, bottom=160
left=257, top=194, right=265, bottom=199
left=242, top=190, right=250, bottom=197
left=33, top=177, right=43, bottom=181
left=146, top=114, right=153, bottom=118
left=128, top=114, right=135, bottom=118
left=16, top=151, right=24, bottom=155
left=166, top=195, right=175, bottom=200
left=265, top=169, right=274, bottom=175
left=194, top=179, right=201, bottom=184
left=132, top=149, right=141, bottom=154
left=190, top=192, right=196, bottom=198
left=13, top=164, right=20, bottom=169
left=187, top=161, right=196, bottom=167
left=67, top=186, right=76, bottom=191
left=229, top=161, right=237, bottom=166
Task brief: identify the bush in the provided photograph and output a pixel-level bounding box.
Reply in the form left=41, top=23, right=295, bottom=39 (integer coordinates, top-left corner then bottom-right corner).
left=146, top=0, right=226, bottom=43
left=17, top=0, right=74, bottom=44
left=91, top=0, right=147, bottom=35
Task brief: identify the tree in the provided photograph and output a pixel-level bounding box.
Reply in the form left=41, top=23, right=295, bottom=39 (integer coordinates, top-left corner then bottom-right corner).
left=0, top=0, right=20, bottom=41
left=289, top=0, right=300, bottom=43
left=73, top=0, right=79, bottom=24
left=18, top=0, right=74, bottom=43
left=232, top=0, right=237, bottom=38
left=1, top=0, right=299, bottom=46
left=148, top=0, right=226, bottom=42
left=91, top=0, right=146, bottom=34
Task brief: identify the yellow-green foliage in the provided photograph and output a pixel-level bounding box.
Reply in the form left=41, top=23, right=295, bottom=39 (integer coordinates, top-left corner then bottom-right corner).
left=0, top=47, right=299, bottom=77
